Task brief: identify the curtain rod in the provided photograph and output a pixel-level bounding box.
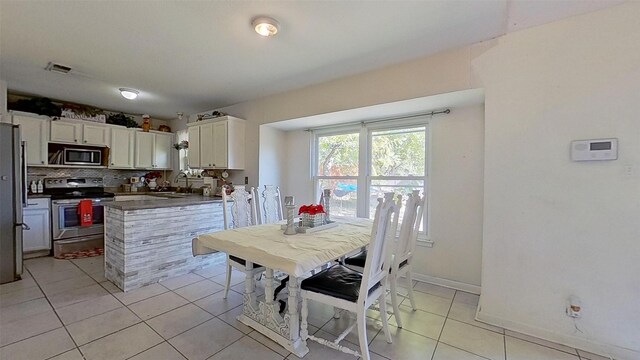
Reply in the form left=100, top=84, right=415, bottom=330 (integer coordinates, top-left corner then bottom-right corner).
left=304, top=108, right=450, bottom=132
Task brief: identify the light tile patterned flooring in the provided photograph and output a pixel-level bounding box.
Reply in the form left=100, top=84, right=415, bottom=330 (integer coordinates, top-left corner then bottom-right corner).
left=0, top=256, right=611, bottom=360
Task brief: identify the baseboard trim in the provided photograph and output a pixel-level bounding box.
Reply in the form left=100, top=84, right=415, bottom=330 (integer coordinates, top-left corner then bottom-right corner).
left=476, top=311, right=639, bottom=360
left=412, top=273, right=481, bottom=295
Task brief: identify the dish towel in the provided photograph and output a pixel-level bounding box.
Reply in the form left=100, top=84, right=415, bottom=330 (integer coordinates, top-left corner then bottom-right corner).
left=78, top=200, right=93, bottom=227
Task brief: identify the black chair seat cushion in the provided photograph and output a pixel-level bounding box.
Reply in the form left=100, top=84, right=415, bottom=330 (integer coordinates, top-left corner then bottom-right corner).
left=344, top=251, right=367, bottom=267
left=301, top=265, right=380, bottom=302
left=344, top=250, right=409, bottom=270
left=229, top=255, right=263, bottom=268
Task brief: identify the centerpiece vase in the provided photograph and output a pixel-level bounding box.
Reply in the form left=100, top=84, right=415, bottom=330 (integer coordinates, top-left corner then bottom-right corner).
left=147, top=178, right=158, bottom=190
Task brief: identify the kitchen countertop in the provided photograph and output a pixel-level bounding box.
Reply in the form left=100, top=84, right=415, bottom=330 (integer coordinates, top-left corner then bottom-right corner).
left=27, top=194, right=51, bottom=198
left=103, top=194, right=225, bottom=210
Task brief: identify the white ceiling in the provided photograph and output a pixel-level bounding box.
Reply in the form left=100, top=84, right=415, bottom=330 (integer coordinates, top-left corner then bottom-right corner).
left=0, top=1, right=623, bottom=120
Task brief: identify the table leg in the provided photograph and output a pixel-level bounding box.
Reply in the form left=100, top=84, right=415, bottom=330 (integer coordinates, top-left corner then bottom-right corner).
left=287, top=276, right=309, bottom=357
left=245, top=262, right=257, bottom=309
left=237, top=271, right=308, bottom=358
left=265, top=268, right=274, bottom=305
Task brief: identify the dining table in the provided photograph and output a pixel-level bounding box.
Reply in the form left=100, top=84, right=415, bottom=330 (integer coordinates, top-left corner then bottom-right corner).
left=192, top=216, right=373, bottom=358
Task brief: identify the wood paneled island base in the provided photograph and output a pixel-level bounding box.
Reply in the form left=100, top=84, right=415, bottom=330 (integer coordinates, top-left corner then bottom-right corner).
left=104, top=199, right=226, bottom=291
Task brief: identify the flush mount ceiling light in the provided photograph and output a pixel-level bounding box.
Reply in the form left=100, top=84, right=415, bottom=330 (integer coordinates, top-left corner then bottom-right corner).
left=252, top=16, right=279, bottom=37
left=119, top=88, right=139, bottom=100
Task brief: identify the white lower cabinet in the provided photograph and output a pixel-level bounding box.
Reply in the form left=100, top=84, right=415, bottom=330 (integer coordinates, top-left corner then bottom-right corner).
left=23, top=199, right=51, bottom=252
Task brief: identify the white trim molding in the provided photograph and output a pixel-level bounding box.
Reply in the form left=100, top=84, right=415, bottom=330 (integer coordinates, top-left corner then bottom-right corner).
left=475, top=311, right=638, bottom=360
left=412, top=272, right=481, bottom=295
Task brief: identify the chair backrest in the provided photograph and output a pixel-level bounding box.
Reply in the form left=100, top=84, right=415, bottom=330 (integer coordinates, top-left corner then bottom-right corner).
left=221, top=185, right=257, bottom=230
left=250, top=187, right=261, bottom=224
left=359, top=193, right=400, bottom=303
left=394, top=190, right=425, bottom=268
left=259, top=185, right=283, bottom=224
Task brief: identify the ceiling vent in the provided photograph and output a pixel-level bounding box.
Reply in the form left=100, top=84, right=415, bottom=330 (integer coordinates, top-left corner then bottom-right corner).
left=45, top=62, right=72, bottom=74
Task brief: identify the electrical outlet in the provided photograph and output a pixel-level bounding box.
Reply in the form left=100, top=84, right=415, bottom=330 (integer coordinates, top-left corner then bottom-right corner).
left=567, top=296, right=582, bottom=318
left=624, top=164, right=635, bottom=177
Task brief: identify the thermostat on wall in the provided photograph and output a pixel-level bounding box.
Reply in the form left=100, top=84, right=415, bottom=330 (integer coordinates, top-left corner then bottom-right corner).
left=571, top=138, right=618, bottom=161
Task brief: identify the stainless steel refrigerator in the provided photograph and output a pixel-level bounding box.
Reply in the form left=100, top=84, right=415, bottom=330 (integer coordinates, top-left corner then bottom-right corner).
left=0, top=122, right=26, bottom=284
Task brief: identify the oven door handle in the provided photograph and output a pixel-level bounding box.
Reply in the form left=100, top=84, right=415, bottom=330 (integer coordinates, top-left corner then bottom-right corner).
left=17, top=222, right=30, bottom=231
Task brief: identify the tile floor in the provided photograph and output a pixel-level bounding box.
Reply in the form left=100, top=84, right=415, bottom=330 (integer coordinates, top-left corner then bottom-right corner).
left=0, top=256, right=612, bottom=360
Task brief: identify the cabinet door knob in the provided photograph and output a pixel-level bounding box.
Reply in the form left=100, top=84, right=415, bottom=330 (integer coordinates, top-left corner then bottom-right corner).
left=84, top=140, right=87, bottom=143
left=111, top=163, right=114, bottom=165
left=74, top=139, right=78, bottom=142
left=41, top=161, right=45, bottom=164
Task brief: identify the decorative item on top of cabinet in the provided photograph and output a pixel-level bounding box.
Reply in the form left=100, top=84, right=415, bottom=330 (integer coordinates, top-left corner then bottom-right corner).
left=187, top=115, right=245, bottom=170
left=142, top=114, right=151, bottom=132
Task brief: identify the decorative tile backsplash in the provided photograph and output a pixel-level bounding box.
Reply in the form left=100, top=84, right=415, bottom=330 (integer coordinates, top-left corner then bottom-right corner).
left=26, top=167, right=172, bottom=188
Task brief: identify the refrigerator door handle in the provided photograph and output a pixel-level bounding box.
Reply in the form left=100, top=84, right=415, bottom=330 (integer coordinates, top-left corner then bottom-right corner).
left=18, top=223, right=30, bottom=231
left=12, top=126, right=24, bottom=277
left=21, top=141, right=27, bottom=207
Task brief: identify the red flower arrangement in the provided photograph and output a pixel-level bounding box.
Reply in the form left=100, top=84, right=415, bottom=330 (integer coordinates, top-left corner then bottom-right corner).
left=144, top=171, right=162, bottom=180
left=298, top=204, right=325, bottom=215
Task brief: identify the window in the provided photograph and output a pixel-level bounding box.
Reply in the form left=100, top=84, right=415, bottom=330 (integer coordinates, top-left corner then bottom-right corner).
left=312, top=119, right=429, bottom=238
left=315, top=131, right=359, bottom=217
left=368, top=126, right=426, bottom=230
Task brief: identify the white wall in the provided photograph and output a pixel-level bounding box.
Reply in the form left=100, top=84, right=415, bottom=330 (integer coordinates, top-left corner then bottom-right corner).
left=283, top=130, right=315, bottom=206
left=474, top=3, right=640, bottom=359
left=422, top=105, right=484, bottom=287
left=0, top=80, right=8, bottom=122
left=258, top=125, right=287, bottom=187
left=218, top=46, right=475, bottom=190
left=278, top=105, right=485, bottom=288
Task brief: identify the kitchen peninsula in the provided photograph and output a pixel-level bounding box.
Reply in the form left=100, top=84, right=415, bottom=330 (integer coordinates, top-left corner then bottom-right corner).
left=104, top=194, right=227, bottom=291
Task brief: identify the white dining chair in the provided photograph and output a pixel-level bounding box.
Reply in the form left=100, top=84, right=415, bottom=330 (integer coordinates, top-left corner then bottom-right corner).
left=221, top=185, right=265, bottom=299
left=253, top=185, right=283, bottom=224
left=344, top=190, right=425, bottom=328
left=300, top=193, right=400, bottom=360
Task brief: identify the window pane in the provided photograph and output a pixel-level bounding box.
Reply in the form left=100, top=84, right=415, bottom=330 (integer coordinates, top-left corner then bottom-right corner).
left=318, top=179, right=357, bottom=217
left=371, top=127, right=425, bottom=176
left=369, top=179, right=425, bottom=231
left=317, top=133, right=359, bottom=176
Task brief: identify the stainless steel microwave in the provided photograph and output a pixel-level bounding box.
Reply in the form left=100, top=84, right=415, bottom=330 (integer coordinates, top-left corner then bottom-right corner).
left=63, top=148, right=102, bottom=166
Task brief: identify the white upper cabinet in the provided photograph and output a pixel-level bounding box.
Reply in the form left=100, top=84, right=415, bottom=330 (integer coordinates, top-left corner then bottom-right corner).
left=51, top=120, right=110, bottom=147
left=83, top=124, right=110, bottom=146
left=187, top=126, right=200, bottom=168
left=50, top=121, right=80, bottom=144
left=154, top=132, right=172, bottom=169
left=134, top=131, right=155, bottom=169
left=213, top=121, right=229, bottom=169
left=187, top=116, right=244, bottom=169
left=199, top=123, right=215, bottom=168
left=11, top=113, right=50, bottom=166
left=109, top=127, right=135, bottom=168
left=134, top=131, right=173, bottom=170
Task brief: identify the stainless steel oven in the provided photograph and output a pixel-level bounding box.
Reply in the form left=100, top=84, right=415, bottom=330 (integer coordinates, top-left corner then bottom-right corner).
left=52, top=198, right=111, bottom=241
left=44, top=178, right=114, bottom=256
left=63, top=148, right=102, bottom=166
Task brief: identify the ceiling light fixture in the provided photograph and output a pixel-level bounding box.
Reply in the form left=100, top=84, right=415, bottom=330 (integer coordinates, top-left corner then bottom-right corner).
left=252, top=16, right=279, bottom=37
left=119, top=88, right=139, bottom=100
